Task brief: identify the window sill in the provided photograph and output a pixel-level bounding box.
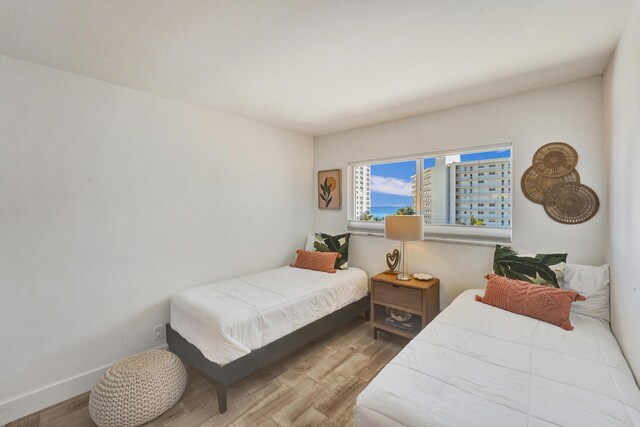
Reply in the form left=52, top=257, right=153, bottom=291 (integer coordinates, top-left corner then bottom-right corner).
left=347, top=220, right=511, bottom=247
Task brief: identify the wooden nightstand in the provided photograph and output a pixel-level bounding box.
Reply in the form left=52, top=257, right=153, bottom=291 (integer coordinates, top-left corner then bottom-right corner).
left=370, top=272, right=440, bottom=339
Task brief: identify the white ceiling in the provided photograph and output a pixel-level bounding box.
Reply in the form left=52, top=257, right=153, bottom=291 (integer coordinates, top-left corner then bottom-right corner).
left=0, top=1, right=634, bottom=136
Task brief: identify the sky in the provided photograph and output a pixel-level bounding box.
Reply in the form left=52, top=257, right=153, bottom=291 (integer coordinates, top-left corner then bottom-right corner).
left=370, top=149, right=510, bottom=207
left=370, top=160, right=416, bottom=207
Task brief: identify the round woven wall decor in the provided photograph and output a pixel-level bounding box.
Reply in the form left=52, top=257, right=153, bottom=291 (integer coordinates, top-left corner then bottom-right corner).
left=532, top=142, right=578, bottom=178
left=521, top=166, right=580, bottom=204
left=542, top=182, right=599, bottom=224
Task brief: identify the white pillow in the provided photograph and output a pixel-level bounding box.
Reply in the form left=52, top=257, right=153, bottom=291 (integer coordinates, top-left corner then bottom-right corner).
left=560, top=263, right=610, bottom=322
left=304, top=233, right=315, bottom=251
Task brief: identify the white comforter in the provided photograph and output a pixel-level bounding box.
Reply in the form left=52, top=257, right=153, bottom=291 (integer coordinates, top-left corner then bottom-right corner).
left=170, top=266, right=367, bottom=365
left=356, top=289, right=640, bottom=426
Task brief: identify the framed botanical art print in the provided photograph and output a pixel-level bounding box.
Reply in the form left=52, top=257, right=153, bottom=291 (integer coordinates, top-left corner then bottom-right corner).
left=318, top=169, right=341, bottom=209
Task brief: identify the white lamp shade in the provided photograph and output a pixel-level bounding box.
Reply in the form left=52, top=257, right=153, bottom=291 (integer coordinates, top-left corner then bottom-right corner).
left=385, top=215, right=424, bottom=241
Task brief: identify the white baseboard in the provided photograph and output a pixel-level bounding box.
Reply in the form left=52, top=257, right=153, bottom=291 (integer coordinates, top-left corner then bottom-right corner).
left=0, top=344, right=168, bottom=425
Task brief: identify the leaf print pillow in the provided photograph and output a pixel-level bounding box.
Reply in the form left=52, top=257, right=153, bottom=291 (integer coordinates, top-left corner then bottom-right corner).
left=314, top=232, right=350, bottom=270
left=492, top=244, right=567, bottom=288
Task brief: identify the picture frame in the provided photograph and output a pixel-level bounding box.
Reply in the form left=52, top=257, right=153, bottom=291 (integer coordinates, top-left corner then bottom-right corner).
left=318, top=169, right=341, bottom=209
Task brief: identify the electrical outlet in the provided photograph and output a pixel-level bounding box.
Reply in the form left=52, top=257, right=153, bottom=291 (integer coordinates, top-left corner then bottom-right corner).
left=154, top=324, right=165, bottom=341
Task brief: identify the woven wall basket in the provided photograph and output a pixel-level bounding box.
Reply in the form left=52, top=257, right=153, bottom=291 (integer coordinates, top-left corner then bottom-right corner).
left=542, top=182, right=600, bottom=224
left=521, top=166, right=580, bottom=205
left=532, top=142, right=578, bottom=178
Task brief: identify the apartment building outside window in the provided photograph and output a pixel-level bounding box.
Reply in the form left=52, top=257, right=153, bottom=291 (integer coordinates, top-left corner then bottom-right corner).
left=348, top=145, right=512, bottom=244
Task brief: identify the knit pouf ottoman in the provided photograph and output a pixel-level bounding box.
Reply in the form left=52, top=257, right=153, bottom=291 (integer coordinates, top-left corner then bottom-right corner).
left=89, top=349, right=187, bottom=427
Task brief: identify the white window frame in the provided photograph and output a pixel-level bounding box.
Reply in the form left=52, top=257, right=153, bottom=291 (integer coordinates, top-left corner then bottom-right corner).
left=347, top=143, right=512, bottom=246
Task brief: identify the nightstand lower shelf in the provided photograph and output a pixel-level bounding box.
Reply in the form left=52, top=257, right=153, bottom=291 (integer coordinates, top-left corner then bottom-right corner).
left=372, top=320, right=418, bottom=339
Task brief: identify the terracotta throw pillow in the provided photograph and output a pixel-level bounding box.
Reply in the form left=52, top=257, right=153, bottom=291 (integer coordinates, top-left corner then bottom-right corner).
left=290, top=250, right=341, bottom=273
left=476, top=274, right=586, bottom=330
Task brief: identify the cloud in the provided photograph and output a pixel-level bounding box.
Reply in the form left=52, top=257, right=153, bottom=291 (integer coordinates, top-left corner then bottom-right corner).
left=445, top=154, right=460, bottom=165
left=370, top=175, right=413, bottom=196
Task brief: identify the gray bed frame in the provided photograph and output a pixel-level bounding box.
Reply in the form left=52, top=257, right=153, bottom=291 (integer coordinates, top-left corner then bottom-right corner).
left=166, top=294, right=370, bottom=413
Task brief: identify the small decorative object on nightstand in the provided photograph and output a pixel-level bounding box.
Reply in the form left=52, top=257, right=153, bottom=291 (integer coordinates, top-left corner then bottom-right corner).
left=385, top=248, right=400, bottom=273
left=370, top=272, right=439, bottom=339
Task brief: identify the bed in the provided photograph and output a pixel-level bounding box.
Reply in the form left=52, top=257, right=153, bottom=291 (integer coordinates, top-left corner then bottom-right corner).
left=166, top=265, right=369, bottom=412
left=356, top=289, right=640, bottom=426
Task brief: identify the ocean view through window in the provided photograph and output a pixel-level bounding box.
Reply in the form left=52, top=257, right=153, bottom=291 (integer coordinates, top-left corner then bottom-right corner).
left=349, top=145, right=512, bottom=244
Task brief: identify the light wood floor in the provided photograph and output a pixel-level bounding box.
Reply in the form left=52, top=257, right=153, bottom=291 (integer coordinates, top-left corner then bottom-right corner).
left=7, top=318, right=408, bottom=427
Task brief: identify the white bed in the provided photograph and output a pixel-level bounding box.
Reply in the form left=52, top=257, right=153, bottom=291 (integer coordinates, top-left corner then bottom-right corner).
left=356, top=289, right=640, bottom=427
left=170, top=265, right=367, bottom=365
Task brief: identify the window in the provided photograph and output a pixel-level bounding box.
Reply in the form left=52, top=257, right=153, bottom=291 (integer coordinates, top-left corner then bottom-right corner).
left=348, top=145, right=512, bottom=244
left=352, top=160, right=416, bottom=221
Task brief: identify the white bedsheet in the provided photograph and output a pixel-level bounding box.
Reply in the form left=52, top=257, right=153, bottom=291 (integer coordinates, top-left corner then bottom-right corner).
left=356, top=289, right=640, bottom=427
left=170, top=266, right=367, bottom=365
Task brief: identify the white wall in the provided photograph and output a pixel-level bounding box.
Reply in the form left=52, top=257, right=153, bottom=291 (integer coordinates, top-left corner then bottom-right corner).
left=0, top=54, right=313, bottom=423
left=604, top=2, right=640, bottom=380
left=315, top=77, right=607, bottom=309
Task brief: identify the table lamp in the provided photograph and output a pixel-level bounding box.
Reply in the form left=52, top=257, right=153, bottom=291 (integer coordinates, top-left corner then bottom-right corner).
left=384, top=215, right=424, bottom=280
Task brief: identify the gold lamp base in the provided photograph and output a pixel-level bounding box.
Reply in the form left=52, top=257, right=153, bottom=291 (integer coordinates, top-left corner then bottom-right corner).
left=395, top=241, right=412, bottom=280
